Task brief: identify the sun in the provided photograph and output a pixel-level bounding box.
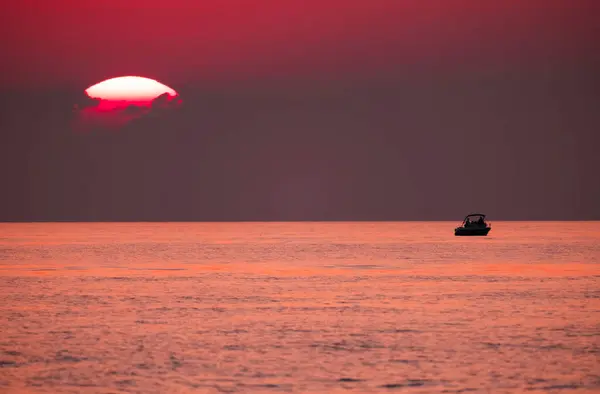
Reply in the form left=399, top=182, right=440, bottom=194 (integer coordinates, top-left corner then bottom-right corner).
left=73, top=76, right=181, bottom=132
left=85, top=76, right=177, bottom=103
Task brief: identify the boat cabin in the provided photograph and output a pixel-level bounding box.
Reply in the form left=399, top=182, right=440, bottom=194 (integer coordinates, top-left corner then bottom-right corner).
left=462, top=213, right=488, bottom=228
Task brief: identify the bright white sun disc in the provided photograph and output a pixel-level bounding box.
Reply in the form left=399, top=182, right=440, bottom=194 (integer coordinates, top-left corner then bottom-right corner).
left=85, top=76, right=177, bottom=101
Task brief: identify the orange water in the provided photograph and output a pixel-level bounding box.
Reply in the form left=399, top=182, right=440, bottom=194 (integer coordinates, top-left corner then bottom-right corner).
left=1, top=222, right=599, bottom=393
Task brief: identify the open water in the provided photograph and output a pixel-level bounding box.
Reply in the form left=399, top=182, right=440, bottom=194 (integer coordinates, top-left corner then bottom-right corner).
left=0, top=222, right=599, bottom=393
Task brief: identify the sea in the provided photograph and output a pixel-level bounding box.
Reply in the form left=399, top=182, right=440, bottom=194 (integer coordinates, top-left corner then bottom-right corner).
left=0, top=222, right=598, bottom=393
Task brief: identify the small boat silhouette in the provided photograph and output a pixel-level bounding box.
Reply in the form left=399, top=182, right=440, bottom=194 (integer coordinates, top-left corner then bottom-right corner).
left=454, top=213, right=491, bottom=236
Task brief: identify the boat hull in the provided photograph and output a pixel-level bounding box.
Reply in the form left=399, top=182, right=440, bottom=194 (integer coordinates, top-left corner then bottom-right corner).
left=454, top=227, right=491, bottom=236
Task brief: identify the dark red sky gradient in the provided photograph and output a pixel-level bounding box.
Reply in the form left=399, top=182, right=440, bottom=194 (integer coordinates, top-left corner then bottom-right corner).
left=2, top=0, right=598, bottom=88
left=0, top=0, right=599, bottom=221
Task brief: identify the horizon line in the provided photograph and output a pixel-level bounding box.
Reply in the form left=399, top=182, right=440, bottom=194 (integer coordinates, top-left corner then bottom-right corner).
left=1, top=219, right=599, bottom=224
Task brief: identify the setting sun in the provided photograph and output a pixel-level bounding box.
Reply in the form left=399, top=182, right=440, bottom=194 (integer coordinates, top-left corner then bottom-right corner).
left=74, top=76, right=181, bottom=130
left=85, top=76, right=177, bottom=102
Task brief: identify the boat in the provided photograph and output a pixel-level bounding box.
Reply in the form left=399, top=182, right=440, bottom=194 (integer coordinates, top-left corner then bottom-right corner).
left=454, top=213, right=491, bottom=236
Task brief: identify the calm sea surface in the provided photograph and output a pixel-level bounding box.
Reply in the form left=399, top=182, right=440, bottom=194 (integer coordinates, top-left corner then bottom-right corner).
left=0, top=222, right=599, bottom=393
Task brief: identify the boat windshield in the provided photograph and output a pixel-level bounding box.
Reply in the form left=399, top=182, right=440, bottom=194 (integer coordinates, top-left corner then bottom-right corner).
left=463, top=214, right=487, bottom=227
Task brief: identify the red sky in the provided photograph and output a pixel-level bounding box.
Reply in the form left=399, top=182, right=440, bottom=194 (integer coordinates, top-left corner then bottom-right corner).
left=2, top=0, right=597, bottom=88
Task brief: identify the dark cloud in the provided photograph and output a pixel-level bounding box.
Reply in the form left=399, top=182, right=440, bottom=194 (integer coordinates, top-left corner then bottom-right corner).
left=71, top=91, right=182, bottom=133
left=1, top=65, right=598, bottom=221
